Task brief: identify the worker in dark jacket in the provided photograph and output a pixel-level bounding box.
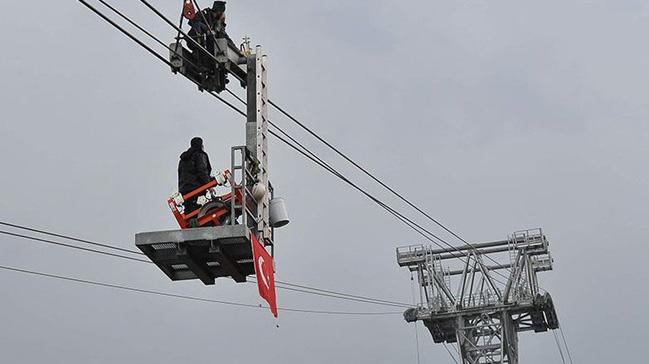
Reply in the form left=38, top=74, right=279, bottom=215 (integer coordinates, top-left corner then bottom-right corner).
left=186, top=1, right=236, bottom=92
left=178, top=137, right=212, bottom=213
left=187, top=1, right=227, bottom=53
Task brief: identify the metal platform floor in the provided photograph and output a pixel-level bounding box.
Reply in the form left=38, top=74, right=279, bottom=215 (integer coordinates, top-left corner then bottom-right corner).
left=136, top=225, right=254, bottom=285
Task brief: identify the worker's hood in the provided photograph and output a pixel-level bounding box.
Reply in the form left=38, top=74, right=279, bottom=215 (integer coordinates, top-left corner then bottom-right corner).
left=180, top=147, right=201, bottom=161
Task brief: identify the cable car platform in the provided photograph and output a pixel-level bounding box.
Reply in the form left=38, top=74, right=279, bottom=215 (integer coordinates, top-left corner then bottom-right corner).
left=135, top=225, right=254, bottom=285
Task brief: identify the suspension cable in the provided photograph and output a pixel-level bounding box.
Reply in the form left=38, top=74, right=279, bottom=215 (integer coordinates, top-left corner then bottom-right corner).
left=0, top=230, right=151, bottom=264
left=553, top=329, right=567, bottom=364
left=559, top=327, right=574, bottom=363
left=0, top=264, right=401, bottom=316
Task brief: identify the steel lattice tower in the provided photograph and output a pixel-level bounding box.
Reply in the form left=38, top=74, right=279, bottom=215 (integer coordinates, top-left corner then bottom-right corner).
left=396, top=228, right=560, bottom=363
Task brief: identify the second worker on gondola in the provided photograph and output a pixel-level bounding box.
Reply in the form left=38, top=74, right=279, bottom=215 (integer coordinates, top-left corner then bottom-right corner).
left=186, top=1, right=238, bottom=92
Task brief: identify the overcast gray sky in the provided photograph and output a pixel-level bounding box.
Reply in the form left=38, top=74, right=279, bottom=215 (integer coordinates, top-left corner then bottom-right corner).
left=1, top=0, right=647, bottom=363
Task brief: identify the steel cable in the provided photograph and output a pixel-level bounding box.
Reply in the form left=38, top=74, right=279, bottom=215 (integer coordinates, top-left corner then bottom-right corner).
left=0, top=264, right=401, bottom=316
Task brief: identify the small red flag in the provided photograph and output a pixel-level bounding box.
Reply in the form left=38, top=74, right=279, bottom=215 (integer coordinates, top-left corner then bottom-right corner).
left=183, top=0, right=196, bottom=20
left=251, top=233, right=278, bottom=317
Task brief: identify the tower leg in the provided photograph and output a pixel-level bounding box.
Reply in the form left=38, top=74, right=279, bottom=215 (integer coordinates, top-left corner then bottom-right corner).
left=455, top=311, right=519, bottom=363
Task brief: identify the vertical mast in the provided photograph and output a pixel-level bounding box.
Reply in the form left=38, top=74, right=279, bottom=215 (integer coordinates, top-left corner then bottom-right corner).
left=246, top=46, right=271, bottom=244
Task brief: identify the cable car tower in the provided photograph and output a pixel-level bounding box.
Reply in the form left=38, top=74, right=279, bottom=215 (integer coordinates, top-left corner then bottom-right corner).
left=135, top=2, right=288, bottom=309
left=397, top=228, right=560, bottom=363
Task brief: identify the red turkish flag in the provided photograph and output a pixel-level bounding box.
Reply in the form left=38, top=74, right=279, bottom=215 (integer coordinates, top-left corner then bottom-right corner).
left=251, top=233, right=278, bottom=317
left=182, top=0, right=196, bottom=20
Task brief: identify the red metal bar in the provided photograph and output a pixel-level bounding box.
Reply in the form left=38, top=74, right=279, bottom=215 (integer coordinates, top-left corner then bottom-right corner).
left=168, top=170, right=238, bottom=229
left=182, top=179, right=218, bottom=200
